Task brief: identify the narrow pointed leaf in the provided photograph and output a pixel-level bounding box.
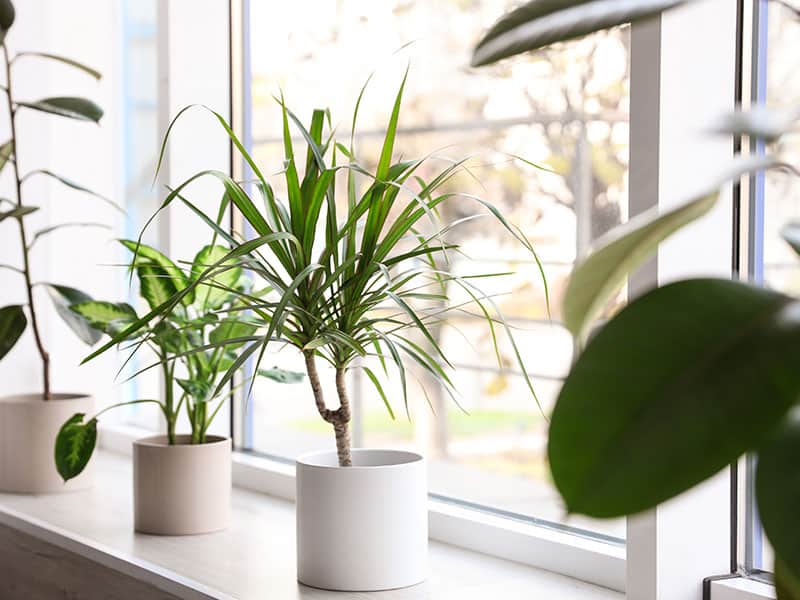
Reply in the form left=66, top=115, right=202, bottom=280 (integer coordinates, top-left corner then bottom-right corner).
left=15, top=52, right=101, bottom=80
left=0, top=205, right=37, bottom=222
left=0, top=140, right=12, bottom=173
left=17, top=96, right=103, bottom=123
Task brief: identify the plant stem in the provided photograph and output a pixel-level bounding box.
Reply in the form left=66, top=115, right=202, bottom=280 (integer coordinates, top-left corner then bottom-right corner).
left=2, top=45, right=50, bottom=400
left=303, top=351, right=352, bottom=466
left=162, top=359, right=175, bottom=444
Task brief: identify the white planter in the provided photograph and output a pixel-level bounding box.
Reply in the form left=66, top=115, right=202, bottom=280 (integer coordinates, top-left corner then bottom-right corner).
left=0, top=393, right=94, bottom=493
left=296, top=448, right=427, bottom=591
left=133, top=434, right=231, bottom=535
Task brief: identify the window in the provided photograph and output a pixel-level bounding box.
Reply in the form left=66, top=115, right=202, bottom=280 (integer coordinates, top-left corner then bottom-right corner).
left=232, top=0, right=629, bottom=542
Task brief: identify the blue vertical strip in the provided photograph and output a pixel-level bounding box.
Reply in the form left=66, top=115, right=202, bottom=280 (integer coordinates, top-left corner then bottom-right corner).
left=750, top=0, right=769, bottom=571
left=240, top=0, right=256, bottom=450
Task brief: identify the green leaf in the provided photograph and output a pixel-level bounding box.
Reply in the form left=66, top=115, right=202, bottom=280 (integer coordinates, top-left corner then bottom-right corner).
left=152, top=321, right=182, bottom=353
left=54, top=413, right=97, bottom=482
left=756, top=413, right=800, bottom=589
left=0, top=0, right=14, bottom=43
left=137, top=264, right=179, bottom=312
left=0, top=205, right=37, bottom=222
left=0, top=304, right=26, bottom=360
left=119, top=239, right=192, bottom=305
left=176, top=378, right=212, bottom=402
left=209, top=320, right=258, bottom=349
left=0, top=140, right=13, bottom=173
left=14, top=52, right=101, bottom=80
left=257, top=367, right=305, bottom=384
left=191, top=245, right=242, bottom=310
left=549, top=278, right=800, bottom=518
left=563, top=155, right=775, bottom=339
left=69, top=301, right=137, bottom=336
left=471, top=0, right=690, bottom=67
left=16, top=96, right=103, bottom=123
left=362, top=366, right=395, bottom=420
left=782, top=223, right=800, bottom=258
left=25, top=170, right=122, bottom=213
left=776, top=557, right=800, bottom=600
left=45, top=284, right=102, bottom=345
left=28, top=221, right=109, bottom=248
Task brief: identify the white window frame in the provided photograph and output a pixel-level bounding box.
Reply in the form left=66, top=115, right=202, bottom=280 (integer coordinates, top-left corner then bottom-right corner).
left=98, top=0, right=775, bottom=597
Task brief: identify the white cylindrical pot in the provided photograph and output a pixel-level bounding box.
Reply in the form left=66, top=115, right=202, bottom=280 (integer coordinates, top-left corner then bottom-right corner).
left=0, top=393, right=94, bottom=493
left=296, top=449, right=427, bottom=591
left=133, top=435, right=231, bottom=535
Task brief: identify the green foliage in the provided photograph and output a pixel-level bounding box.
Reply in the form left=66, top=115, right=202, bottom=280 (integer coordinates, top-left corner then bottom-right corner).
left=54, top=413, right=96, bottom=482
left=45, top=284, right=102, bottom=345
left=0, top=304, right=25, bottom=359
left=16, top=96, right=103, bottom=123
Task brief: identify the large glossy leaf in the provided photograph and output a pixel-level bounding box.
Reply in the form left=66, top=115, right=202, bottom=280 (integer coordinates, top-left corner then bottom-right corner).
left=119, top=239, right=192, bottom=304
left=563, top=155, right=775, bottom=339
left=16, top=97, right=103, bottom=123
left=54, top=413, right=97, bottom=482
left=209, top=320, right=258, bottom=349
left=756, top=413, right=800, bottom=589
left=0, top=304, right=26, bottom=360
left=14, top=52, right=101, bottom=80
left=191, top=245, right=242, bottom=310
left=471, top=0, right=690, bottom=67
left=137, top=264, right=179, bottom=312
left=0, top=0, right=14, bottom=43
left=45, top=284, right=102, bottom=345
left=549, top=278, right=800, bottom=518
left=0, top=205, right=37, bottom=222
left=69, top=301, right=137, bottom=336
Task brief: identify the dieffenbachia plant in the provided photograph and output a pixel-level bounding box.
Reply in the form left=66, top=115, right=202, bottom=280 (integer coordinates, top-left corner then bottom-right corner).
left=79, top=72, right=547, bottom=467
left=55, top=240, right=304, bottom=481
left=0, top=0, right=114, bottom=399
left=473, top=0, right=800, bottom=595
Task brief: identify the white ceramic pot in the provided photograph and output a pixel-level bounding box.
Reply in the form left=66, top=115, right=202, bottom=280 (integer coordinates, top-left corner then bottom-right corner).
left=0, top=393, right=94, bottom=493
left=133, top=434, right=231, bottom=535
left=296, top=448, right=427, bottom=591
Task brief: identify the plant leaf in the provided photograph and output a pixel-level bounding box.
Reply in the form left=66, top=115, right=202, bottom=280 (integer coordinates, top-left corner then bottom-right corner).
left=0, top=140, right=13, bottom=173
left=25, top=169, right=122, bottom=213
left=257, top=367, right=305, bottom=384
left=0, top=205, right=37, bottom=222
left=137, top=264, right=179, bottom=312
left=69, top=301, right=137, bottom=336
left=776, top=557, right=800, bottom=600
left=756, top=412, right=800, bottom=589
left=176, top=378, right=212, bottom=402
left=54, top=413, right=97, bottom=482
left=0, top=304, right=26, bottom=360
left=209, top=320, right=258, bottom=349
left=16, top=96, right=103, bottom=123
left=471, top=0, right=690, bottom=67
left=782, top=223, right=800, bottom=257
left=0, top=0, right=14, bottom=43
left=45, top=284, right=102, bottom=345
left=563, top=155, right=775, bottom=339
left=119, top=239, right=192, bottom=304
left=191, top=245, right=242, bottom=310
left=549, top=278, right=800, bottom=518
left=362, top=366, right=395, bottom=419
left=712, top=106, right=800, bottom=143
left=15, top=51, right=101, bottom=80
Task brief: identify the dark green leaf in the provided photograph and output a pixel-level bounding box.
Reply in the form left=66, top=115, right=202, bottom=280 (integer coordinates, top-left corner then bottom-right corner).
left=0, top=205, right=37, bottom=222
left=45, top=284, right=102, bottom=345
left=471, top=0, right=690, bottom=66
left=14, top=51, right=101, bottom=80
left=0, top=0, right=14, bottom=42
left=152, top=321, right=183, bottom=353
left=257, top=367, right=305, bottom=384
left=54, top=413, right=97, bottom=482
left=17, top=96, right=103, bottom=123
left=176, top=378, right=212, bottom=402
left=550, top=278, right=800, bottom=518
left=776, top=557, right=800, bottom=600
left=757, top=413, right=800, bottom=588
left=0, top=304, right=26, bottom=360
left=70, top=301, right=137, bottom=336
left=119, top=239, right=192, bottom=304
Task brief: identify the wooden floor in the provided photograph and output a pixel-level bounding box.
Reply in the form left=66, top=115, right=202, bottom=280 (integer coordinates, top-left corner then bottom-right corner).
left=0, top=452, right=622, bottom=599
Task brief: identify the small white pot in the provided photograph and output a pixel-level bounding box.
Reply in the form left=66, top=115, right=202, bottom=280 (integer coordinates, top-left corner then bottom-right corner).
left=296, top=448, right=427, bottom=591
left=0, top=393, right=94, bottom=493
left=133, top=434, right=231, bottom=535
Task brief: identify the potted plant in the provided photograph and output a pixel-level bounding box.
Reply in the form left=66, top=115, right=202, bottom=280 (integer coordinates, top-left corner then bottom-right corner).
left=82, top=73, right=545, bottom=588
left=55, top=239, right=303, bottom=535
left=0, top=0, right=113, bottom=493
left=472, top=0, right=800, bottom=593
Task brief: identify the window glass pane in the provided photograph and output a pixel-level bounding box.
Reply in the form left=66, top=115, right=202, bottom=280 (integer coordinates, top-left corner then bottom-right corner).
left=750, top=0, right=798, bottom=574
left=239, top=0, right=629, bottom=542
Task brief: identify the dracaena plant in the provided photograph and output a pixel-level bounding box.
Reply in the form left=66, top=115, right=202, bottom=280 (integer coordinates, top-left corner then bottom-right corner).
left=80, top=71, right=546, bottom=467
left=54, top=239, right=304, bottom=481
left=0, top=0, right=115, bottom=400
left=473, top=0, right=800, bottom=595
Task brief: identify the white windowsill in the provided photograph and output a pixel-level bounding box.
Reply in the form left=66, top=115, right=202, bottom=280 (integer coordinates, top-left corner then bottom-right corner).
left=710, top=577, right=776, bottom=600
left=0, top=450, right=622, bottom=599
